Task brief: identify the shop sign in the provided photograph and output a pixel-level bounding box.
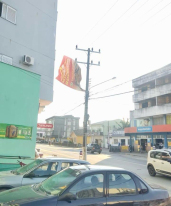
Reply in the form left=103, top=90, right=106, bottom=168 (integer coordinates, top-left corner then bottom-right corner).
left=37, top=123, right=53, bottom=129
left=0, top=123, right=32, bottom=140
left=137, top=127, right=152, bottom=132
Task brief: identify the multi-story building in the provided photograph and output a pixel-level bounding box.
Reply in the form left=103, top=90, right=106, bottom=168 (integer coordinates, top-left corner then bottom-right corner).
left=125, top=63, right=171, bottom=151
left=0, top=0, right=57, bottom=113
left=46, top=115, right=80, bottom=141
left=0, top=0, right=58, bottom=167
left=91, top=119, right=125, bottom=148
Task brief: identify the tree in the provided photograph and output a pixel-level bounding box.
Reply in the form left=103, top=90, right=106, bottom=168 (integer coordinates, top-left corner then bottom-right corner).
left=116, top=118, right=130, bottom=129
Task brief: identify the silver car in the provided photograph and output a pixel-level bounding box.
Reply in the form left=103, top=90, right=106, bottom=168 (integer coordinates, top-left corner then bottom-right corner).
left=0, top=158, right=89, bottom=192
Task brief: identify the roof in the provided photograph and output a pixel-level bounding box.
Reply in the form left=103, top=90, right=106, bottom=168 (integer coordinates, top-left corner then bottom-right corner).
left=73, top=129, right=91, bottom=136
left=132, top=63, right=171, bottom=88
left=41, top=157, right=89, bottom=163
left=46, top=115, right=80, bottom=121
left=91, top=119, right=122, bottom=125
left=70, top=165, right=125, bottom=171
left=149, top=149, right=171, bottom=153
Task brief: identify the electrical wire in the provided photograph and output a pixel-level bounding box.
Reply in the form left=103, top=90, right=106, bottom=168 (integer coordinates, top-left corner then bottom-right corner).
left=63, top=103, right=84, bottom=115
left=144, top=0, right=164, bottom=15
left=90, top=80, right=132, bottom=97
left=78, top=0, right=119, bottom=44
left=89, top=90, right=134, bottom=100
left=91, top=0, right=139, bottom=44
left=127, top=0, right=149, bottom=19
left=141, top=1, right=171, bottom=25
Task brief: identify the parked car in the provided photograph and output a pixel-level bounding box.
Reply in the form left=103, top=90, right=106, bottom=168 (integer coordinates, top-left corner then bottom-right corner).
left=0, top=165, right=169, bottom=205
left=0, top=158, right=89, bottom=192
left=87, top=143, right=102, bottom=154
left=147, top=149, right=171, bottom=177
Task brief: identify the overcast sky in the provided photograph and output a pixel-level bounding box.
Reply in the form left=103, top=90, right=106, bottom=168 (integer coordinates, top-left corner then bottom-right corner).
left=38, top=0, right=171, bottom=125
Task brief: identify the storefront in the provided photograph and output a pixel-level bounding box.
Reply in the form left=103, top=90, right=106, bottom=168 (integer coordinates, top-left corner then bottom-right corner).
left=125, top=125, right=171, bottom=152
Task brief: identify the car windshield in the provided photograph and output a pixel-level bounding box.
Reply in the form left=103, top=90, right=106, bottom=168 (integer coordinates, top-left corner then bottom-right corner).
left=14, top=159, right=43, bottom=175
left=37, top=167, right=84, bottom=196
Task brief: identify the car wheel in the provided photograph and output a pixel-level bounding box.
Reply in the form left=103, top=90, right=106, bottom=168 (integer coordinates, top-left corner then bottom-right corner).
left=0, top=188, right=7, bottom=192
left=148, top=165, right=156, bottom=176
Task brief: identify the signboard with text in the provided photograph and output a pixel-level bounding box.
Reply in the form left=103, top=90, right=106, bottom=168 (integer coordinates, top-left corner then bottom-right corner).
left=137, top=127, right=152, bottom=132
left=0, top=123, right=32, bottom=140
left=37, top=123, right=53, bottom=129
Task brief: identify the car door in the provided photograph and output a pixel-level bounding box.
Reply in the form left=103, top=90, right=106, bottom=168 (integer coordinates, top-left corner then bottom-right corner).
left=160, top=152, right=171, bottom=176
left=106, top=172, right=144, bottom=206
left=22, top=161, right=59, bottom=186
left=57, top=172, right=107, bottom=206
left=152, top=151, right=162, bottom=172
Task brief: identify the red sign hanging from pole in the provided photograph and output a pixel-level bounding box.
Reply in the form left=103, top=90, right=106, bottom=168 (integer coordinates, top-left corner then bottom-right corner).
left=37, top=123, right=53, bottom=129
left=56, top=56, right=84, bottom=91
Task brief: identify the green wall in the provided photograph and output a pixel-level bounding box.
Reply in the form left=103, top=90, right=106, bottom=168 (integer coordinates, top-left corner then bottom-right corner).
left=0, top=62, right=40, bottom=163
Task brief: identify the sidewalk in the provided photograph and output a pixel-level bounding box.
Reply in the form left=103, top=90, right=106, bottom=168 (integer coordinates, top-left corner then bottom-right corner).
left=102, top=148, right=147, bottom=158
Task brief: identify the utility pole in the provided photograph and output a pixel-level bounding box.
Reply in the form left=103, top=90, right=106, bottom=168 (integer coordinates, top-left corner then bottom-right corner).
left=75, top=46, right=100, bottom=160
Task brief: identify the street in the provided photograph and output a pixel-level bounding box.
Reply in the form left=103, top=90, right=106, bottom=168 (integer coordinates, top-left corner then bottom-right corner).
left=37, top=143, right=171, bottom=195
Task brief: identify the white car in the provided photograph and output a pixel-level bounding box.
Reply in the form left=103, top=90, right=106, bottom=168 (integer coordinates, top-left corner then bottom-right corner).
left=147, top=149, right=171, bottom=177
left=0, top=158, right=90, bottom=192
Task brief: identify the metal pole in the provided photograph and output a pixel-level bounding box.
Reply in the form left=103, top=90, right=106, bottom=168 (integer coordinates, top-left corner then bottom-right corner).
left=83, top=48, right=90, bottom=160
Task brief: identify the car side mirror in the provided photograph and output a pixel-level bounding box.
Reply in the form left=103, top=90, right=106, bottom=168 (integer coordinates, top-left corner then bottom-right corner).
left=139, top=188, right=148, bottom=194
left=58, top=193, right=77, bottom=203
left=24, top=172, right=36, bottom=178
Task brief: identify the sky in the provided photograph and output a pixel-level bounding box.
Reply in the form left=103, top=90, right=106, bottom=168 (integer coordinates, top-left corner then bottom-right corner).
left=38, top=0, right=171, bottom=126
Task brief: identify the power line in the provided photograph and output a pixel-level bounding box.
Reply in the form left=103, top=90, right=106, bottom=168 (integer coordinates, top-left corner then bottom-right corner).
left=90, top=79, right=132, bottom=97
left=141, top=1, right=171, bottom=25
left=64, top=103, right=84, bottom=115
left=92, top=0, right=139, bottom=44
left=89, top=90, right=134, bottom=100
left=127, top=0, right=149, bottom=19
left=144, top=0, right=164, bottom=15
left=78, top=0, right=119, bottom=44
left=90, top=77, right=116, bottom=89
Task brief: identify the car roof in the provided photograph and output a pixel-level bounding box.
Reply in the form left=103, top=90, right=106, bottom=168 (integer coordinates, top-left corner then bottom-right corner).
left=70, top=165, right=125, bottom=172
left=150, top=149, right=171, bottom=153
left=39, top=157, right=89, bottom=163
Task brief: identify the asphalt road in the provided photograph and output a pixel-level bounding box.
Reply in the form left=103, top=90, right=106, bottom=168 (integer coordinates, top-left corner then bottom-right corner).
left=36, top=143, right=171, bottom=195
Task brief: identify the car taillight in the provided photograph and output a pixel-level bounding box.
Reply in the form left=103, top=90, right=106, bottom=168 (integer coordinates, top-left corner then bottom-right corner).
left=93, top=147, right=95, bottom=149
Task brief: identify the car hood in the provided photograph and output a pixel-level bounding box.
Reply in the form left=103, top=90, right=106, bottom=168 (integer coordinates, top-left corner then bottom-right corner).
left=0, top=171, right=23, bottom=186
left=0, top=185, right=52, bottom=204
left=150, top=184, right=167, bottom=190
left=0, top=170, right=15, bottom=177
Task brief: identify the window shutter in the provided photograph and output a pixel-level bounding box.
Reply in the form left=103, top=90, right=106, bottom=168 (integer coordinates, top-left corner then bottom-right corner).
left=6, top=6, right=16, bottom=24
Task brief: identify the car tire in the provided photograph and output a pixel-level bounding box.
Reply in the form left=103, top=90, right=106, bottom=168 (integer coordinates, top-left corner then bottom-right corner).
left=0, top=188, right=7, bottom=192
left=148, top=165, right=156, bottom=176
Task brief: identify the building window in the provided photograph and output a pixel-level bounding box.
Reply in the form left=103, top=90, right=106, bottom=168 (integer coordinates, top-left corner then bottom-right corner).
left=121, top=139, right=125, bottom=146
left=0, top=55, right=13, bottom=65
left=0, top=2, right=16, bottom=24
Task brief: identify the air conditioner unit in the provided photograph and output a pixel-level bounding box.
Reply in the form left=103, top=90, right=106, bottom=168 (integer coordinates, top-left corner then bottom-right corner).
left=23, top=55, right=34, bottom=66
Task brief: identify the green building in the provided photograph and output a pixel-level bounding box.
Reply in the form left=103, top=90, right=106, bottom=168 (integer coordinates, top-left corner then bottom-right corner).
left=0, top=63, right=40, bottom=171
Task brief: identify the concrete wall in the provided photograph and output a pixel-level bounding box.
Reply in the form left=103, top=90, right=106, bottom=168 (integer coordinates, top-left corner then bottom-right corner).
left=131, top=103, right=171, bottom=119
left=133, top=83, right=171, bottom=103
left=0, top=0, right=57, bottom=102
left=0, top=62, right=40, bottom=158
left=132, top=63, right=171, bottom=88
